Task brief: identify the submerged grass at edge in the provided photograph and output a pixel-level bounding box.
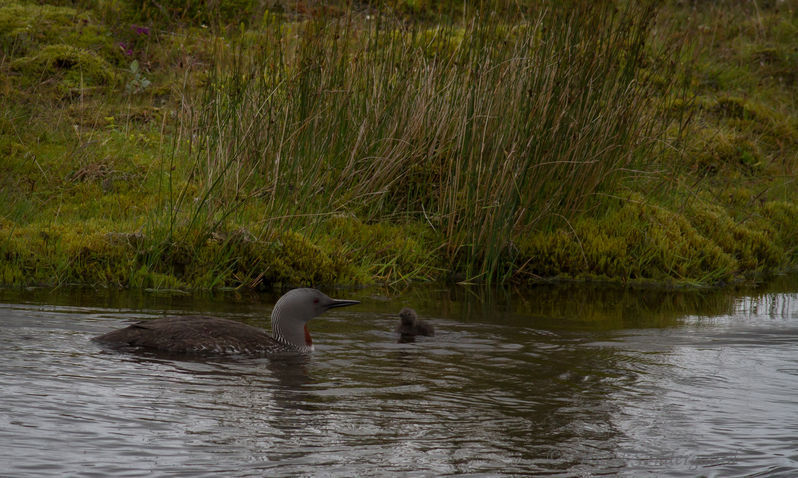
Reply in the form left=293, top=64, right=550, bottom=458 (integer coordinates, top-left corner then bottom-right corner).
left=0, top=0, right=796, bottom=290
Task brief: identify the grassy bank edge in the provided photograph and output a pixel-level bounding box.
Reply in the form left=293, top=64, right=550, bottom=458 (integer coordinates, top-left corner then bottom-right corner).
left=1, top=0, right=797, bottom=291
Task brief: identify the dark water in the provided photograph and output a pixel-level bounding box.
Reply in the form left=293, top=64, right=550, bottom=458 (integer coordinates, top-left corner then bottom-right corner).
left=1, top=278, right=798, bottom=477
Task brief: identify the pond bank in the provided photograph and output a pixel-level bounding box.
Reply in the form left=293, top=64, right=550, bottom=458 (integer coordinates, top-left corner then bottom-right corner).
left=1, top=1, right=796, bottom=290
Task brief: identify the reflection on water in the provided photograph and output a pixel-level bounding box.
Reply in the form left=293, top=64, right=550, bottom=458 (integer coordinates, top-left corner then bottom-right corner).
left=1, top=276, right=797, bottom=476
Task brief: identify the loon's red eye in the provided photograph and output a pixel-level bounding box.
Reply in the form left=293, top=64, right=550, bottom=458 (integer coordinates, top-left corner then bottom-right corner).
left=313, top=298, right=319, bottom=304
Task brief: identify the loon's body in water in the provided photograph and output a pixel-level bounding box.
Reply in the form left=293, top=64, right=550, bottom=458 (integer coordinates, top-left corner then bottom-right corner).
left=93, top=288, right=359, bottom=356
left=396, top=307, right=434, bottom=343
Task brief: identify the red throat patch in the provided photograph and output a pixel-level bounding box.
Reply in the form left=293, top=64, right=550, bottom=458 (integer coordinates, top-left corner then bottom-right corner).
left=304, top=324, right=312, bottom=346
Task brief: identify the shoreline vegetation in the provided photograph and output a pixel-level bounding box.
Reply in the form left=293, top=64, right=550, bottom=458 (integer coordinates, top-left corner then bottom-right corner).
left=1, top=0, right=796, bottom=291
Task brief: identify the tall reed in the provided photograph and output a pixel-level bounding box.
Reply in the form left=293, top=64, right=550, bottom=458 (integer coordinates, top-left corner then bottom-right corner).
left=175, top=1, right=669, bottom=283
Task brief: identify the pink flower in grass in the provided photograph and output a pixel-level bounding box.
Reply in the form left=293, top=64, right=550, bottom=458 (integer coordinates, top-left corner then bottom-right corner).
left=118, top=42, right=133, bottom=56
left=131, top=25, right=150, bottom=35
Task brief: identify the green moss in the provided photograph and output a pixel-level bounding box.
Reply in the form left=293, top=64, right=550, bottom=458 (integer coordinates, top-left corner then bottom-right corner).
left=318, top=215, right=441, bottom=284
left=695, top=59, right=754, bottom=92
left=689, top=127, right=763, bottom=176
left=760, top=201, right=798, bottom=261
left=688, top=201, right=782, bottom=272
left=409, top=26, right=466, bottom=59
left=0, top=2, right=122, bottom=63
left=11, top=44, right=119, bottom=94
left=0, top=224, right=135, bottom=287
left=707, top=96, right=797, bottom=145
left=264, top=231, right=340, bottom=286
left=720, top=186, right=755, bottom=208
left=129, top=265, right=187, bottom=290
left=0, top=221, right=362, bottom=289
left=116, top=226, right=364, bottom=290
left=59, top=231, right=137, bottom=286
left=712, top=96, right=758, bottom=120
left=0, top=3, right=77, bottom=57
left=516, top=199, right=737, bottom=285
left=750, top=45, right=797, bottom=86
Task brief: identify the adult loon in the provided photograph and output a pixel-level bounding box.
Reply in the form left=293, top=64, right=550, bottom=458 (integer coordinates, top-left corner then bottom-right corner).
left=93, top=288, right=359, bottom=356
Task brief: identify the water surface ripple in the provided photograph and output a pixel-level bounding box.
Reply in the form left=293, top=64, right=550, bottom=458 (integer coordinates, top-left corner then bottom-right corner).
left=1, top=282, right=797, bottom=476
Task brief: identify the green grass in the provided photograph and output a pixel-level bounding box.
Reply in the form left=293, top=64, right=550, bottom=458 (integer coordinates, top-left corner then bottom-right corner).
left=167, top=2, right=668, bottom=282
left=0, top=0, right=796, bottom=290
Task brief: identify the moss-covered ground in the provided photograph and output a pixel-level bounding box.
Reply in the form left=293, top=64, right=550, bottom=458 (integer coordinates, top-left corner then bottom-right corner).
left=1, top=0, right=796, bottom=290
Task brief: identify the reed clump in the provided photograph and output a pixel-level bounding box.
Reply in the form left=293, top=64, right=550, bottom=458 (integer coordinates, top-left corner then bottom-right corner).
left=171, top=2, right=668, bottom=283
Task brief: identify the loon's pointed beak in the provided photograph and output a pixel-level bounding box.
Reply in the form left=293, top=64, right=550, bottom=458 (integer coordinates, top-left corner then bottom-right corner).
left=327, top=299, right=360, bottom=310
